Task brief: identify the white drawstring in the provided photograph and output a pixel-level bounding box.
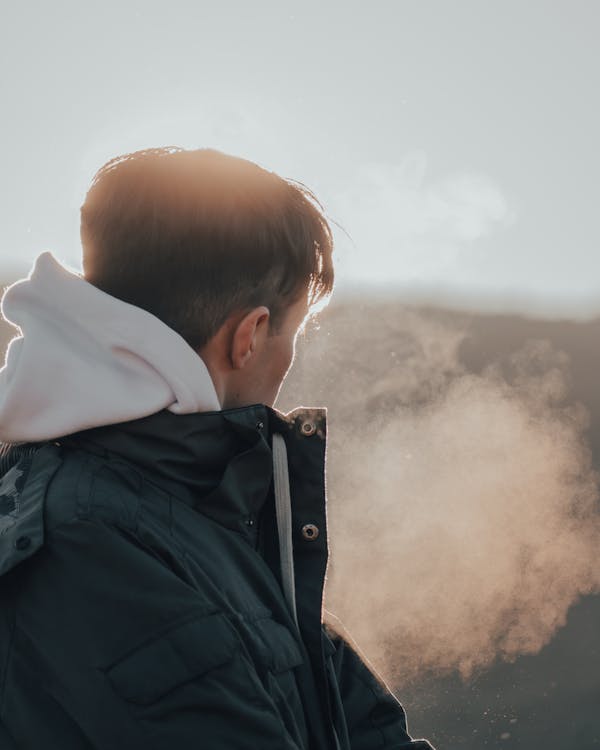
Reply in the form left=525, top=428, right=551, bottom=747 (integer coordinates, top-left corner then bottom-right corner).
left=271, top=433, right=299, bottom=631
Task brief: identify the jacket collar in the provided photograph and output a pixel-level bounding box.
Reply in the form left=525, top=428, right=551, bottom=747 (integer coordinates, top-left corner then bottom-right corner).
left=57, top=403, right=315, bottom=536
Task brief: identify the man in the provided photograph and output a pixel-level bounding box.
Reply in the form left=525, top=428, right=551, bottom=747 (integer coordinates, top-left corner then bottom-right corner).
left=0, top=147, right=436, bottom=749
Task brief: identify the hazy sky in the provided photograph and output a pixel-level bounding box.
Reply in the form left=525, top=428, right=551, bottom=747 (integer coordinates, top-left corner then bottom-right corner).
left=1, top=1, right=598, bottom=318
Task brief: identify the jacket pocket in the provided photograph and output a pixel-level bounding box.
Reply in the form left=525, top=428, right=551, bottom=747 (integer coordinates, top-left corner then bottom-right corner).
left=104, top=611, right=239, bottom=705
left=251, top=616, right=304, bottom=674
left=249, top=617, right=307, bottom=747
left=101, top=611, right=303, bottom=749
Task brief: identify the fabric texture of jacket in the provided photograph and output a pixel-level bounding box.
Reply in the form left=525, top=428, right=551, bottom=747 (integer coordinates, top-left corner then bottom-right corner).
left=0, top=251, right=436, bottom=749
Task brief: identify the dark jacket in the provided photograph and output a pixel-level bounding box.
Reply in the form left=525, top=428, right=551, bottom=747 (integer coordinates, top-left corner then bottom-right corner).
left=0, top=403, right=435, bottom=749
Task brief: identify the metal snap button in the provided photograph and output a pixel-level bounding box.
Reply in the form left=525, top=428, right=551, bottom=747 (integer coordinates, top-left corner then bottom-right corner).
left=14, top=535, right=31, bottom=551
left=256, top=421, right=264, bottom=430
left=301, top=523, right=319, bottom=541
left=300, top=421, right=316, bottom=436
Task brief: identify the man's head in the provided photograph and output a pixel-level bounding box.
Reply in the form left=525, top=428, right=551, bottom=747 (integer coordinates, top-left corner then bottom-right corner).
left=80, top=147, right=334, bottom=409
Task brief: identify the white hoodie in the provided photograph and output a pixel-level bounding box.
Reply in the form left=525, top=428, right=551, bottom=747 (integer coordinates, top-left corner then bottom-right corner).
left=0, top=251, right=222, bottom=443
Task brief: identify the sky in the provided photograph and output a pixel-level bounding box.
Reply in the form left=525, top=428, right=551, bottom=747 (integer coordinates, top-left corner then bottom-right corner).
left=1, top=0, right=598, bottom=319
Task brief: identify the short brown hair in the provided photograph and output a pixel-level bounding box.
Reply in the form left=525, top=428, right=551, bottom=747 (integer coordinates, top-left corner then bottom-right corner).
left=80, top=147, right=334, bottom=351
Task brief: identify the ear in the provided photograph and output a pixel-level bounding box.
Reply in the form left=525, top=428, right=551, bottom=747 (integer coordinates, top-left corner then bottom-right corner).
left=230, top=306, right=270, bottom=369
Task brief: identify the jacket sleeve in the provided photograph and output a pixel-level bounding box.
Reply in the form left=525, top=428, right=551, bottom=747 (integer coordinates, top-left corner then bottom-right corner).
left=324, top=613, right=437, bottom=750
left=9, top=516, right=302, bottom=750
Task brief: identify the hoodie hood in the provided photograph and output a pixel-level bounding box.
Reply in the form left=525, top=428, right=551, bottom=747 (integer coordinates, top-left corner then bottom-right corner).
left=0, top=251, right=221, bottom=443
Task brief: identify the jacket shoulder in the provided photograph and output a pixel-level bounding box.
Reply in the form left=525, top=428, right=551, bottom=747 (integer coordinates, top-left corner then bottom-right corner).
left=0, top=443, right=63, bottom=576
left=47, top=443, right=146, bottom=532
left=0, top=440, right=117, bottom=578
